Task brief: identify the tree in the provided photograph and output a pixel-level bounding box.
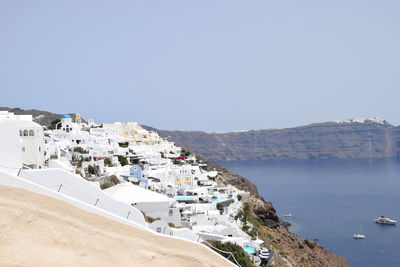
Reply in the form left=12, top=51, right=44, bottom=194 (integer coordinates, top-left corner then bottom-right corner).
left=216, top=203, right=224, bottom=214
left=117, top=155, right=128, bottom=166
left=88, top=165, right=95, bottom=175
left=238, top=202, right=251, bottom=223
left=48, top=119, right=61, bottom=130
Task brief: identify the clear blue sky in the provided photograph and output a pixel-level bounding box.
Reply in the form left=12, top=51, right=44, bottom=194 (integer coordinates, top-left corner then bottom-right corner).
left=1, top=1, right=399, bottom=131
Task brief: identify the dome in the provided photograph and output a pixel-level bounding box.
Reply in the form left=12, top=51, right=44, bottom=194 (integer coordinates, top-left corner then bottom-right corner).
left=61, top=114, right=71, bottom=119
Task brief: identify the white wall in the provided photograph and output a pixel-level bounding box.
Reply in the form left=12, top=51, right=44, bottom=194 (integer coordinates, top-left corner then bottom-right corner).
left=0, top=170, right=149, bottom=232
left=20, top=168, right=147, bottom=226
left=0, top=120, right=22, bottom=175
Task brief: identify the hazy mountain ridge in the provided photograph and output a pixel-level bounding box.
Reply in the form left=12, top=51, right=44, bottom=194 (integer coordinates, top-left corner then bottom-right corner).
left=3, top=107, right=398, bottom=161
left=145, top=120, right=400, bottom=161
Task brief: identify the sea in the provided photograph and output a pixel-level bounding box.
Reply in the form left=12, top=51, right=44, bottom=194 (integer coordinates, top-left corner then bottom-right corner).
left=217, top=158, right=400, bottom=267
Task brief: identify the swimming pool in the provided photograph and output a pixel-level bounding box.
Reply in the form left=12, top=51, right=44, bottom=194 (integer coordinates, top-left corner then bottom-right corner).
left=174, top=196, right=195, bottom=201
left=243, top=247, right=255, bottom=254
left=211, top=198, right=229, bottom=203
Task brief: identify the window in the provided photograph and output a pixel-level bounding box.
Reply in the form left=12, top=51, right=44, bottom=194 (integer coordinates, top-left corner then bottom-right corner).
left=22, top=147, right=25, bottom=152
left=19, top=130, right=22, bottom=136
left=23, top=130, right=28, bottom=136
left=39, top=146, right=41, bottom=152
left=29, top=130, right=34, bottom=136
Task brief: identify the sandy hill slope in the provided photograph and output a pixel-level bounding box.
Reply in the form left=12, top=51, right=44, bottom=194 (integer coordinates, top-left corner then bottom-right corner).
left=0, top=185, right=231, bottom=267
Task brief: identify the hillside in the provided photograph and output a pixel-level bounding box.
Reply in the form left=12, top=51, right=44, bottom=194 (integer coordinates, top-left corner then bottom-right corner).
left=0, top=185, right=231, bottom=267
left=145, top=119, right=400, bottom=161
left=0, top=107, right=75, bottom=126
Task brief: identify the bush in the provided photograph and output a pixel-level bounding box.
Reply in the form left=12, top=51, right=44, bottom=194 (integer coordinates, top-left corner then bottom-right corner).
left=110, top=175, right=120, bottom=185
left=209, top=241, right=254, bottom=267
left=145, top=216, right=161, bottom=223
left=117, top=155, right=129, bottom=166
left=100, top=181, right=113, bottom=190
left=168, top=222, right=183, bottom=228
left=118, top=142, right=129, bottom=148
left=104, top=157, right=112, bottom=166
left=237, top=195, right=242, bottom=201
left=88, top=165, right=95, bottom=175
left=73, top=147, right=87, bottom=154
left=216, top=203, right=224, bottom=214
left=181, top=149, right=191, bottom=157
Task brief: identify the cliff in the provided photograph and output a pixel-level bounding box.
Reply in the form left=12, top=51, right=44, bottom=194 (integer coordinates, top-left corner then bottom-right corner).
left=145, top=119, right=400, bottom=161
left=209, top=159, right=348, bottom=266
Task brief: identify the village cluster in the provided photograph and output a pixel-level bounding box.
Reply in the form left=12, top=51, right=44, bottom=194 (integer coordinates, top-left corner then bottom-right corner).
left=0, top=111, right=272, bottom=266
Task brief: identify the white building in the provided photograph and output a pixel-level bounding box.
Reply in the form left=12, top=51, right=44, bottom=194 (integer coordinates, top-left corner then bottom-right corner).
left=0, top=111, right=45, bottom=171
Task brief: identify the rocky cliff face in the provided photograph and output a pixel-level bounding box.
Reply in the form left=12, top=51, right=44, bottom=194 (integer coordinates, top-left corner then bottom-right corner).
left=146, top=120, right=400, bottom=161
left=210, top=159, right=347, bottom=266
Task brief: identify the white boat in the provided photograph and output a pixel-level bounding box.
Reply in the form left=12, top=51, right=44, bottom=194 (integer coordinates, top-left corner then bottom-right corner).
left=353, top=224, right=365, bottom=239
left=353, top=233, right=365, bottom=239
left=284, top=213, right=293, bottom=217
left=374, top=216, right=397, bottom=225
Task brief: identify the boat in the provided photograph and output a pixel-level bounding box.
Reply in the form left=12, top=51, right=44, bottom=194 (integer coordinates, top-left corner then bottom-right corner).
left=284, top=213, right=293, bottom=217
left=353, top=224, right=366, bottom=239
left=374, top=216, right=397, bottom=225
left=353, top=233, right=365, bottom=239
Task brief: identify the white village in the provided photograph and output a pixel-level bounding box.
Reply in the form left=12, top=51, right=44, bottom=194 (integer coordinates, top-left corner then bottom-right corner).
left=0, top=111, right=273, bottom=266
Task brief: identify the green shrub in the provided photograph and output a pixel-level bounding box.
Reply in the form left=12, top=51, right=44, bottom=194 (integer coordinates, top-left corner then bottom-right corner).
left=237, top=195, right=242, bottom=201
left=145, top=216, right=161, bottom=223
left=209, top=241, right=254, bottom=267
left=168, top=222, right=183, bottom=228
left=118, top=142, right=129, bottom=148
left=88, top=165, right=95, bottom=175
left=100, top=181, right=113, bottom=190
left=216, top=203, right=224, bottom=214
left=117, top=155, right=129, bottom=166
left=181, top=149, right=191, bottom=157
left=110, top=175, right=120, bottom=185
left=73, top=147, right=87, bottom=154
left=104, top=157, right=112, bottom=166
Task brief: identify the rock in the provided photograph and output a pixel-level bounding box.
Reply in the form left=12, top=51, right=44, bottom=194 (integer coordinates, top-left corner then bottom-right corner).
left=144, top=120, right=400, bottom=161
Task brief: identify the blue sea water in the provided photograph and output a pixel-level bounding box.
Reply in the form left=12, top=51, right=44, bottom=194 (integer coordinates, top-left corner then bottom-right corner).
left=217, top=158, right=400, bottom=267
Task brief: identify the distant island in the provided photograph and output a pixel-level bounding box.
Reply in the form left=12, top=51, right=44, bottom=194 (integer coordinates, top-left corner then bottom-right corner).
left=144, top=118, right=400, bottom=161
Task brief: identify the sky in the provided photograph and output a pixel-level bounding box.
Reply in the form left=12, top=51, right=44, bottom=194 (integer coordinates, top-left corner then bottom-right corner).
left=1, top=0, right=399, bottom=132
